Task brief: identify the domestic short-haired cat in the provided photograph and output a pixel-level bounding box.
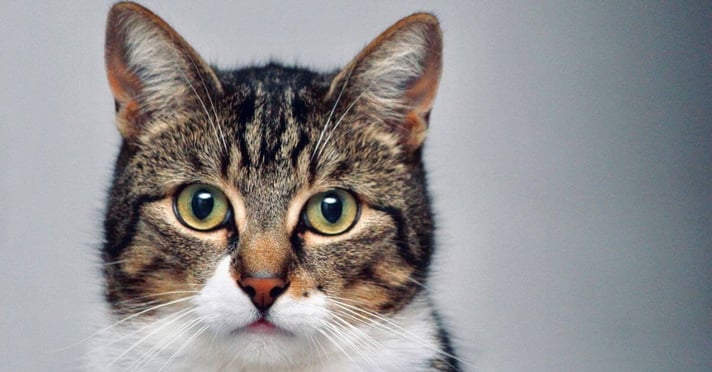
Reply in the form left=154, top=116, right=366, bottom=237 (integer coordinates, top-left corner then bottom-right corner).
left=91, top=2, right=459, bottom=370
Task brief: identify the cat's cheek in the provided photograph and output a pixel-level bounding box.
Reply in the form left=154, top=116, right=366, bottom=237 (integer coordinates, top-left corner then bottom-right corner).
left=193, top=256, right=255, bottom=333
left=268, top=291, right=331, bottom=336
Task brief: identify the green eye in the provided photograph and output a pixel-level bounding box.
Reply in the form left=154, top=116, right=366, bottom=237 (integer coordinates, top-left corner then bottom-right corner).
left=303, top=189, right=359, bottom=235
left=174, top=184, right=230, bottom=231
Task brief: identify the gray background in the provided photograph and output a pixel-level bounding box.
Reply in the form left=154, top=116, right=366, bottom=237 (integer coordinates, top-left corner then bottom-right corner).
left=1, top=1, right=710, bottom=371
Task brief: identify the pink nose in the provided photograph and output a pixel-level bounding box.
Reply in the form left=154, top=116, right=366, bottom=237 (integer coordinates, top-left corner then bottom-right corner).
left=238, top=277, right=288, bottom=311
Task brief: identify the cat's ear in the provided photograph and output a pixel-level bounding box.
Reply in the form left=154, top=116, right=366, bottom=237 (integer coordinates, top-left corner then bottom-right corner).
left=328, top=13, right=442, bottom=151
left=105, top=2, right=222, bottom=140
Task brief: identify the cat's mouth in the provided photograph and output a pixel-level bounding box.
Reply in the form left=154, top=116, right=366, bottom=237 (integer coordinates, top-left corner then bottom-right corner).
left=231, top=316, right=293, bottom=336
left=248, top=318, right=277, bottom=332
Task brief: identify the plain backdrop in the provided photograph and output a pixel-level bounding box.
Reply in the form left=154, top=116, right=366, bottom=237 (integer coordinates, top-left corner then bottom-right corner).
left=1, top=1, right=710, bottom=371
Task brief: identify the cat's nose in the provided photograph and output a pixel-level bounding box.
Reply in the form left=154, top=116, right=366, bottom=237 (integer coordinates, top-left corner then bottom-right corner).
left=238, top=277, right=288, bottom=311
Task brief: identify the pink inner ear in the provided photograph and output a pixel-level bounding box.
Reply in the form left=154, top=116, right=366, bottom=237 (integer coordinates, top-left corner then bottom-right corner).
left=406, top=53, right=442, bottom=116
left=400, top=50, right=441, bottom=149
left=400, top=111, right=428, bottom=149
left=106, top=51, right=145, bottom=139
left=106, top=49, right=142, bottom=107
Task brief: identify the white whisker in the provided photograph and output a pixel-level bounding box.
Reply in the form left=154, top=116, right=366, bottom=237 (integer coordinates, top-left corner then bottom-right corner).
left=315, top=323, right=357, bottom=366
left=116, top=290, right=200, bottom=305
left=182, top=50, right=228, bottom=154
left=129, top=313, right=202, bottom=370
left=407, top=276, right=434, bottom=293
left=329, top=314, right=382, bottom=370
left=316, top=79, right=379, bottom=161
left=322, top=319, right=368, bottom=366
left=101, top=306, right=196, bottom=352
left=312, top=66, right=354, bottom=161
left=328, top=296, right=467, bottom=369
left=55, top=295, right=196, bottom=353
left=307, top=333, right=329, bottom=365
left=157, top=324, right=209, bottom=371
left=103, top=259, right=127, bottom=266
left=109, top=307, right=198, bottom=367
left=166, top=45, right=227, bottom=156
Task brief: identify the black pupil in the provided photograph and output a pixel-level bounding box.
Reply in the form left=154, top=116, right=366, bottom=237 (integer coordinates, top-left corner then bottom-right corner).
left=192, top=190, right=215, bottom=221
left=321, top=194, right=343, bottom=224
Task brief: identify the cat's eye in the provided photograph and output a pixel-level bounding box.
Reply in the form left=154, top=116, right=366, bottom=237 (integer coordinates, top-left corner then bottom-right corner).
left=174, top=184, right=231, bottom=231
left=302, top=189, right=359, bottom=235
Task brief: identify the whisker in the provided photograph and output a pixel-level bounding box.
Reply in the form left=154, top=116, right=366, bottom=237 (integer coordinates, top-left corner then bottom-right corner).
left=328, top=296, right=468, bottom=369
left=316, top=78, right=380, bottom=162
left=312, top=66, right=355, bottom=161
left=100, top=306, right=196, bottom=352
left=331, top=312, right=385, bottom=352
left=322, top=319, right=369, bottom=366
left=103, top=259, right=127, bottom=266
left=129, top=313, right=202, bottom=370
left=53, top=295, right=197, bottom=353
left=314, top=323, right=357, bottom=366
left=109, top=307, right=198, bottom=367
left=181, top=49, right=228, bottom=154
left=407, top=277, right=434, bottom=293
left=157, top=324, right=209, bottom=371
left=306, top=333, right=328, bottom=366
left=315, top=84, right=370, bottom=161
left=116, top=290, right=201, bottom=306
left=329, top=314, right=382, bottom=370
left=166, top=45, right=227, bottom=156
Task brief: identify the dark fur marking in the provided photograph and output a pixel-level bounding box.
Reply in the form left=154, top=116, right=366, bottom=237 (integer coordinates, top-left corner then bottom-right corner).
left=219, top=144, right=231, bottom=179
left=429, top=310, right=461, bottom=371
left=236, top=94, right=255, bottom=167
left=259, top=100, right=286, bottom=165
left=291, top=94, right=308, bottom=125
left=371, top=205, right=421, bottom=267
left=289, top=230, right=306, bottom=260
left=227, top=231, right=239, bottom=254
left=236, top=94, right=256, bottom=126
left=308, top=157, right=318, bottom=184
left=105, top=255, right=170, bottom=310
left=290, top=128, right=309, bottom=168
left=189, top=152, right=203, bottom=170
left=331, top=160, right=352, bottom=179
left=104, top=193, right=164, bottom=258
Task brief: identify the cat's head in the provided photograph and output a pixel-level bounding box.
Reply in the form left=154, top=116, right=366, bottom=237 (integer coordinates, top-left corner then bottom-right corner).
left=101, top=1, right=442, bottom=367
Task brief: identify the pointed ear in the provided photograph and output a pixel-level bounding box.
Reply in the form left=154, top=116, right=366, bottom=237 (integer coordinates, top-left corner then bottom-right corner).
left=105, top=2, right=222, bottom=140
left=328, top=13, right=442, bottom=151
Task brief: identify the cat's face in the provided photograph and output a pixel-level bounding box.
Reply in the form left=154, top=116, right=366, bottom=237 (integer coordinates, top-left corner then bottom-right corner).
left=101, top=2, right=441, bottom=367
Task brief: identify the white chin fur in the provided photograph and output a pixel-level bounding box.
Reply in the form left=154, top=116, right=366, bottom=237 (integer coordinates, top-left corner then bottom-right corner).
left=87, top=256, right=443, bottom=371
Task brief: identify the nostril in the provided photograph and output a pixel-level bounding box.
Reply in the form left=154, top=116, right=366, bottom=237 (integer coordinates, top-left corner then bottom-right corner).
left=241, top=284, right=256, bottom=298
left=269, top=286, right=285, bottom=298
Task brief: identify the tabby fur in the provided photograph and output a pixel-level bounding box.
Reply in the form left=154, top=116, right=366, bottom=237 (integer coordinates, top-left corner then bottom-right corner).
left=90, top=2, right=459, bottom=371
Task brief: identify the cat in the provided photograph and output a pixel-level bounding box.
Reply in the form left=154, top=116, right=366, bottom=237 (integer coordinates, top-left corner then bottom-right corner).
left=89, top=1, right=459, bottom=371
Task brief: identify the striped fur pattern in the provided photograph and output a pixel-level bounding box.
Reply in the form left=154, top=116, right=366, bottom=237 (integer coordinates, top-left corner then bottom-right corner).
left=92, top=2, right=458, bottom=370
